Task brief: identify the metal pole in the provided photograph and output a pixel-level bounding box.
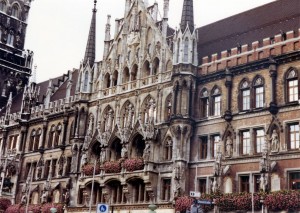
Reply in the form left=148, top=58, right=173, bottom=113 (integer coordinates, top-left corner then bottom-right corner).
left=25, top=163, right=34, bottom=213
left=88, top=159, right=97, bottom=213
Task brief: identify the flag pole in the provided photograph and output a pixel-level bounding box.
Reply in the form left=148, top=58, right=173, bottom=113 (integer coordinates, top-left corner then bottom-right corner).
left=89, top=159, right=97, bottom=213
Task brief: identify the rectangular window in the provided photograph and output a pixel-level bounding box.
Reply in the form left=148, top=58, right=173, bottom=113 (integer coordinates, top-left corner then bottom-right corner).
left=242, top=131, right=251, bottom=155
left=51, top=159, right=57, bottom=178
left=214, top=96, right=221, bottom=116
left=65, top=157, right=72, bottom=176
left=198, top=178, right=207, bottom=194
left=242, top=90, right=250, bottom=110
left=288, top=79, right=298, bottom=102
left=255, top=87, right=264, bottom=108
left=212, top=135, right=220, bottom=158
left=289, top=124, right=300, bottom=149
left=289, top=171, right=300, bottom=190
left=44, top=160, right=51, bottom=179
left=255, top=129, right=265, bottom=153
left=199, top=137, right=208, bottom=159
left=240, top=175, right=250, bottom=192
left=162, top=179, right=171, bottom=201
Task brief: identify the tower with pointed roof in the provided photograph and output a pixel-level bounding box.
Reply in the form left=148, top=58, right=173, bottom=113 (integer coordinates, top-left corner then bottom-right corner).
left=0, top=0, right=34, bottom=108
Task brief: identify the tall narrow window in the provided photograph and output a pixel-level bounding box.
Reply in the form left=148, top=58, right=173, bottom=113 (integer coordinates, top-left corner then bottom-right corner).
left=11, top=4, right=18, bottom=17
left=199, top=136, right=208, bottom=159
left=176, top=39, right=180, bottom=63
left=7, top=33, right=14, bottom=46
left=288, top=123, right=300, bottom=150
left=183, top=38, right=189, bottom=62
left=240, top=80, right=250, bottom=111
left=162, top=179, right=171, bottom=201
left=198, top=178, right=207, bottom=194
left=255, top=129, right=265, bottom=153
left=83, top=71, right=89, bottom=92
left=212, top=87, right=221, bottom=116
left=289, top=171, right=300, bottom=190
left=240, top=175, right=250, bottom=193
left=29, top=130, right=35, bottom=151
left=241, top=130, right=250, bottom=155
left=200, top=89, right=209, bottom=118
left=253, top=76, right=264, bottom=108
left=212, top=135, right=220, bottom=158
left=0, top=1, right=6, bottom=12
left=164, top=138, right=173, bottom=161
left=286, top=69, right=299, bottom=102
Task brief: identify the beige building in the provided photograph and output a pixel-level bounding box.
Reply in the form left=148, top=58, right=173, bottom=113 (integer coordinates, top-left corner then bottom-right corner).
left=0, top=0, right=300, bottom=212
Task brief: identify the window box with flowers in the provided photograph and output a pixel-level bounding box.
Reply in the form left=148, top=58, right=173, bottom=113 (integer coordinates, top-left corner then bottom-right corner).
left=175, top=196, right=194, bottom=213
left=82, top=163, right=101, bottom=176
left=123, top=158, right=144, bottom=172
left=103, top=160, right=122, bottom=173
left=0, top=198, right=11, bottom=211
left=264, top=190, right=300, bottom=212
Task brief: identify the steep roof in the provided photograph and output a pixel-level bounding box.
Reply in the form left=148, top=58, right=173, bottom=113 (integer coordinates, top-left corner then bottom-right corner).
left=197, top=0, right=300, bottom=61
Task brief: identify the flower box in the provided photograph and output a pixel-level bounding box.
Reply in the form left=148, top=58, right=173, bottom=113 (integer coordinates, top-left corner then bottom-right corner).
left=82, top=163, right=100, bottom=176
left=264, top=190, right=300, bottom=211
left=103, top=160, right=122, bottom=173
left=123, top=158, right=144, bottom=172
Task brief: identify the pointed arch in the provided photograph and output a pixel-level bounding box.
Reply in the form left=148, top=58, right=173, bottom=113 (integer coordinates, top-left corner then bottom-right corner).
left=104, top=72, right=111, bottom=89
left=112, top=70, right=118, bottom=86
left=123, top=67, right=130, bottom=83
left=285, top=67, right=299, bottom=103
left=239, top=78, right=251, bottom=111
left=183, top=37, right=189, bottom=62
left=119, top=101, right=135, bottom=129
left=165, top=93, right=172, bottom=121
left=140, top=95, right=156, bottom=124
left=163, top=136, right=173, bottom=161
left=0, top=0, right=7, bottom=12
left=101, top=105, right=115, bottom=133
left=130, top=134, right=145, bottom=158
left=211, top=85, right=222, bottom=116
left=252, top=75, right=265, bottom=108
left=152, top=57, right=160, bottom=74
left=109, top=138, right=122, bottom=161
left=131, top=64, right=138, bottom=81
left=82, top=71, right=89, bottom=92
left=142, top=60, right=150, bottom=78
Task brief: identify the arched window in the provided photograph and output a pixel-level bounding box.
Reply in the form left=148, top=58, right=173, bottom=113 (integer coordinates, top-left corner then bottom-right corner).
left=112, top=70, right=118, bottom=86
left=200, top=89, right=209, bottom=118
left=286, top=68, right=299, bottom=102
left=141, top=97, right=156, bottom=124
left=142, top=61, right=150, bottom=78
left=29, top=130, right=36, bottom=151
left=152, top=57, right=159, bottom=75
left=48, top=125, right=56, bottom=148
left=0, top=1, right=6, bottom=12
left=7, top=32, right=14, bottom=46
left=164, top=137, right=173, bottom=160
left=128, top=179, right=147, bottom=203
left=11, top=4, right=19, bottom=18
left=83, top=71, right=89, bottom=92
left=33, top=129, right=42, bottom=151
left=131, top=135, right=145, bottom=158
left=240, top=79, right=251, bottom=111
left=131, top=65, right=138, bottom=81
left=107, top=180, right=122, bottom=204
left=54, top=124, right=62, bottom=147
left=123, top=67, right=130, bottom=84
left=212, top=86, right=221, bottom=116
left=165, top=93, right=172, bottom=121
left=253, top=76, right=264, bottom=108
left=183, top=37, right=189, bottom=62
left=104, top=73, right=111, bottom=89
left=53, top=190, right=60, bottom=203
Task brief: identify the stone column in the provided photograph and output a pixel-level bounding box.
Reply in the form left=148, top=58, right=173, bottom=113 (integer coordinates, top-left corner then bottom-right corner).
left=269, top=58, right=278, bottom=115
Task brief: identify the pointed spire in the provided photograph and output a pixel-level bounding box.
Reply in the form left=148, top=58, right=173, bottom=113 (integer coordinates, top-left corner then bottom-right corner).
left=83, top=0, right=97, bottom=67
left=180, top=0, right=194, bottom=32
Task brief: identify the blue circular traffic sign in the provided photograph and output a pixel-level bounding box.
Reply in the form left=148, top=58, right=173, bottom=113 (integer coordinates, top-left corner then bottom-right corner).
left=99, top=205, right=107, bottom=212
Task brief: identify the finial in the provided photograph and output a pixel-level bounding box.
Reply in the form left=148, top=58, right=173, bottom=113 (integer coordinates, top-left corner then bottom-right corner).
left=93, top=0, right=97, bottom=12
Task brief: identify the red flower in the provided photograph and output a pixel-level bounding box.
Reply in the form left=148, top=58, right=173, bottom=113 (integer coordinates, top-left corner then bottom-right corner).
left=82, top=163, right=101, bottom=176
left=123, top=158, right=144, bottom=172
left=103, top=160, right=122, bottom=173
left=0, top=198, right=11, bottom=210
left=175, top=196, right=193, bottom=212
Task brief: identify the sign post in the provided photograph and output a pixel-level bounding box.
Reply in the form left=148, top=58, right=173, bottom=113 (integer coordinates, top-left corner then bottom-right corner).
left=96, top=204, right=109, bottom=213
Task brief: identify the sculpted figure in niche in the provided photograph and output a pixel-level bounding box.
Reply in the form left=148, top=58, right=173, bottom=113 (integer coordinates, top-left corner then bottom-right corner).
left=80, top=152, right=88, bottom=168
left=212, top=177, right=218, bottom=193
left=270, top=129, right=279, bottom=152
left=121, top=145, right=128, bottom=158
left=143, top=142, right=151, bottom=161
left=100, top=149, right=106, bottom=164
left=40, top=190, right=49, bottom=204
left=225, top=135, right=233, bottom=157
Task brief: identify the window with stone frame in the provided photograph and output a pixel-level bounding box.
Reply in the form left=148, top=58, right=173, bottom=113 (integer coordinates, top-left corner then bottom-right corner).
left=200, top=89, right=209, bottom=118
left=183, top=37, right=189, bottom=62
left=165, top=94, right=172, bottom=121
left=212, top=86, right=221, bottom=116
left=240, top=175, right=250, bottom=193
left=11, top=4, right=19, bottom=18
left=255, top=129, right=265, bottom=154
left=7, top=134, right=18, bottom=151
left=164, top=137, right=173, bottom=161
left=212, top=135, right=220, bottom=158
left=51, top=159, right=57, bottom=178
left=253, top=174, right=261, bottom=192
left=83, top=71, right=89, bottom=92
left=199, top=136, right=208, bottom=159
left=288, top=123, right=300, bottom=150
left=44, top=160, right=51, bottom=179
left=65, top=157, right=72, bottom=175
left=28, top=130, right=35, bottom=151
left=253, top=76, right=264, bottom=108
left=7, top=32, right=14, bottom=46
left=286, top=68, right=299, bottom=103
left=289, top=171, right=300, bottom=190
left=48, top=125, right=56, bottom=148
left=33, top=129, right=42, bottom=151
left=54, top=124, right=62, bottom=147
left=0, top=1, right=6, bottom=12
left=198, top=178, right=207, bottom=194
left=240, top=79, right=251, bottom=111
left=241, top=130, right=251, bottom=155
left=161, top=179, right=171, bottom=201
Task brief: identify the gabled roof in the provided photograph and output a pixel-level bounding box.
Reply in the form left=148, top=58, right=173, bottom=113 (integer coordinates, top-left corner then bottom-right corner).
left=197, top=0, right=300, bottom=61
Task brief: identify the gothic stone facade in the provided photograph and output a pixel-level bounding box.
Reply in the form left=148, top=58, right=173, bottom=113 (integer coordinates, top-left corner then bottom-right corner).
left=0, top=0, right=300, bottom=213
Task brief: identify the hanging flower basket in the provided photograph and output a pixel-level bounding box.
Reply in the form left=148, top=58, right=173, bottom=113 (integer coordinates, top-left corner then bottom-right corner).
left=264, top=190, right=300, bottom=211
left=82, top=163, right=100, bottom=176
left=103, top=160, right=122, bottom=173
left=123, top=158, right=144, bottom=172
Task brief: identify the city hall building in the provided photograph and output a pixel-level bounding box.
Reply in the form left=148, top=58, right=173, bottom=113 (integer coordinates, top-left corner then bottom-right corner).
left=0, top=0, right=299, bottom=212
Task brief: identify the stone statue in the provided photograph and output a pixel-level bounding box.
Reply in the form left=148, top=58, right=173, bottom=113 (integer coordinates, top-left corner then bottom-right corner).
left=270, top=129, right=279, bottom=152
left=212, top=177, right=218, bottom=193
left=225, top=136, right=233, bottom=157
left=40, top=190, right=49, bottom=203
left=80, top=152, right=88, bottom=168
left=21, top=194, right=27, bottom=204
left=100, top=149, right=106, bottom=164
left=143, top=143, right=151, bottom=161
left=121, top=145, right=128, bottom=158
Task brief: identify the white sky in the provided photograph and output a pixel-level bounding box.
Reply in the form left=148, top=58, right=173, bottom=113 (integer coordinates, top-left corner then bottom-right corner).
left=25, top=0, right=275, bottom=82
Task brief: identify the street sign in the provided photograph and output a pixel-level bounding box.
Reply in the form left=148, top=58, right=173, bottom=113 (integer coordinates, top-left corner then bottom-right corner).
left=97, top=204, right=109, bottom=213
left=196, top=200, right=212, bottom=205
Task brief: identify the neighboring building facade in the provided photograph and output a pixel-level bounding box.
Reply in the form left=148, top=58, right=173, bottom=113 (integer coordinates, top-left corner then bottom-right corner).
left=0, top=0, right=300, bottom=212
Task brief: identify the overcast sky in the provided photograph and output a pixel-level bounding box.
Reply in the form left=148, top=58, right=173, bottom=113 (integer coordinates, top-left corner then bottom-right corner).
left=24, top=0, right=275, bottom=82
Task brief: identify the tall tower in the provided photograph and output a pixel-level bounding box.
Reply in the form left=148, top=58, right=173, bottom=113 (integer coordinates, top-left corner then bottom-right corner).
left=0, top=0, right=33, bottom=108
